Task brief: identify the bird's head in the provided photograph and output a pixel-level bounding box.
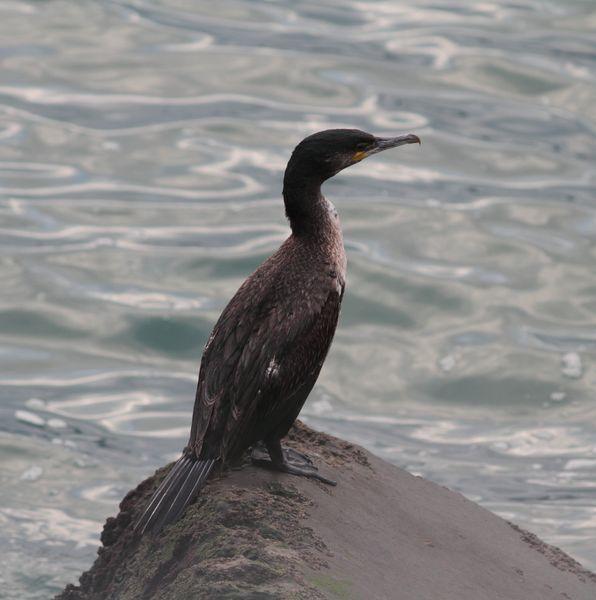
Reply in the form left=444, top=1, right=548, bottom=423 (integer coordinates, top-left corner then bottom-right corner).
left=284, top=128, right=421, bottom=185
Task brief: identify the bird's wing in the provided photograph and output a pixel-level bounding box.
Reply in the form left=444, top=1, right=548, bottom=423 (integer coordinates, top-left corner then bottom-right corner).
left=188, top=273, right=343, bottom=460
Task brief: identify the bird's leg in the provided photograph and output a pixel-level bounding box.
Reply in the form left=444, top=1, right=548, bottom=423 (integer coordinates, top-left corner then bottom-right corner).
left=251, top=439, right=336, bottom=486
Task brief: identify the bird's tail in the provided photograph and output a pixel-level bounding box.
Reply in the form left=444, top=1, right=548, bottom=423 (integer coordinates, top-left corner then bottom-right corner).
left=134, top=454, right=216, bottom=535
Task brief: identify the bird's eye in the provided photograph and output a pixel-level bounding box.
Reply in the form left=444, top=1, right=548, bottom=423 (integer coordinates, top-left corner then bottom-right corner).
left=355, top=142, right=369, bottom=151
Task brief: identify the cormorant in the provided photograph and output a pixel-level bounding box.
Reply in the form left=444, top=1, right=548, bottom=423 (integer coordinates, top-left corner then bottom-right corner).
left=135, top=128, right=420, bottom=534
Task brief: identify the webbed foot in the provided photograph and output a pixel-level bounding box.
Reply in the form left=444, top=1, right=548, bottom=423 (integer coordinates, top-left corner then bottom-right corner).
left=251, top=440, right=336, bottom=486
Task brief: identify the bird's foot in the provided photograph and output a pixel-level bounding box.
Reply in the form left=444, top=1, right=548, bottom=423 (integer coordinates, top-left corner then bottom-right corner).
left=251, top=442, right=336, bottom=486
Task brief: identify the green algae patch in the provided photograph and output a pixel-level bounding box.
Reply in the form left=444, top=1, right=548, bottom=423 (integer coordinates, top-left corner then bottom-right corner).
left=308, top=574, right=353, bottom=599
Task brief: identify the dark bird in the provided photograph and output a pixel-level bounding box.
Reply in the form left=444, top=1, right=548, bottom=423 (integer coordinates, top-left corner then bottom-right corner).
left=135, top=128, right=420, bottom=534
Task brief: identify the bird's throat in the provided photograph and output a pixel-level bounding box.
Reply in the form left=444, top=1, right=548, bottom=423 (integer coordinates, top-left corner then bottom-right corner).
left=283, top=175, right=335, bottom=238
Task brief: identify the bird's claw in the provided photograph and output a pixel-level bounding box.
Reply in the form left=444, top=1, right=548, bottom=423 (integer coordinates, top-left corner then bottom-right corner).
left=250, top=443, right=336, bottom=486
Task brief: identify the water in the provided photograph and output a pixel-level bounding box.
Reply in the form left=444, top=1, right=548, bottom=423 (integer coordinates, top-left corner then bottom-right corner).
left=0, top=0, right=595, bottom=596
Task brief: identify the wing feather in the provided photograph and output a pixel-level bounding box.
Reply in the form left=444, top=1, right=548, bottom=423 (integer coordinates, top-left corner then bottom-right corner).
left=187, top=247, right=344, bottom=461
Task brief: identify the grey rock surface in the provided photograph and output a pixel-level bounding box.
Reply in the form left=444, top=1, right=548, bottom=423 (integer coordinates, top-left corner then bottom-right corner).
left=57, top=422, right=596, bottom=599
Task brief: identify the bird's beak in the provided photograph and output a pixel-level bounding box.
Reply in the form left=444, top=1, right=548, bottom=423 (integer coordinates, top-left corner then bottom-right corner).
left=353, top=133, right=421, bottom=162
left=370, top=134, right=421, bottom=155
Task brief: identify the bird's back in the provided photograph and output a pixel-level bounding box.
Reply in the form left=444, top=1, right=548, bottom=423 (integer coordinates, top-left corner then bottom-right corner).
left=187, top=229, right=346, bottom=463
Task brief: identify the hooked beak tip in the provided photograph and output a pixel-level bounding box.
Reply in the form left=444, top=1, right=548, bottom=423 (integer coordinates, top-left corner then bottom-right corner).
left=390, top=133, right=421, bottom=147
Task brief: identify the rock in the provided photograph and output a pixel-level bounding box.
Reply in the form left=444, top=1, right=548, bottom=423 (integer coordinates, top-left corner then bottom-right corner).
left=56, top=422, right=596, bottom=600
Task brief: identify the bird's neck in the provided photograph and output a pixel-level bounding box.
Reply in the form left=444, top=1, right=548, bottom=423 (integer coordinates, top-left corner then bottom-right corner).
left=283, top=171, right=337, bottom=239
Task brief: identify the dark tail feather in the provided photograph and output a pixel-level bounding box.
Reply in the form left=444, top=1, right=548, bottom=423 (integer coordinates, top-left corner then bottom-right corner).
left=134, top=455, right=216, bottom=535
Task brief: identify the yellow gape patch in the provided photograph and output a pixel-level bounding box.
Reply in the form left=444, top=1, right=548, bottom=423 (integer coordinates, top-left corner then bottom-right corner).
left=353, top=150, right=368, bottom=162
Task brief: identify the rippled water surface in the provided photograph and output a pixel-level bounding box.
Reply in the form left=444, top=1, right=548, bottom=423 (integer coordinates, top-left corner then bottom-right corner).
left=1, top=0, right=595, bottom=596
